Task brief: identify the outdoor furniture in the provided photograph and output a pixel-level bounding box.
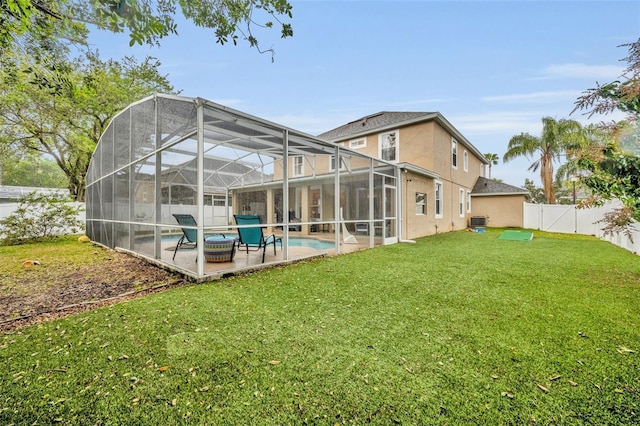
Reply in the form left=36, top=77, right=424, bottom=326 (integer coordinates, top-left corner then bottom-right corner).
left=234, top=214, right=283, bottom=263
left=172, top=214, right=223, bottom=260
left=288, top=209, right=301, bottom=231
left=354, top=222, right=368, bottom=235
left=204, top=236, right=236, bottom=263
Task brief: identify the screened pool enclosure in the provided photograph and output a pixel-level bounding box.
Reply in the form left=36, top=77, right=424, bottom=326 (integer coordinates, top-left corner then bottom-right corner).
left=86, top=94, right=401, bottom=280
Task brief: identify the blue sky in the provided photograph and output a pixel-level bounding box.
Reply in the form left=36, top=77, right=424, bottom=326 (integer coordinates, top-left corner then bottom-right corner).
left=88, top=0, right=640, bottom=187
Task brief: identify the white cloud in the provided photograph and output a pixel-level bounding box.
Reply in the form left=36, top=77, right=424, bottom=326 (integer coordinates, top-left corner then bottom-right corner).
left=482, top=90, right=582, bottom=103
left=537, top=63, right=625, bottom=81
left=265, top=113, right=346, bottom=135
left=452, top=111, right=545, bottom=136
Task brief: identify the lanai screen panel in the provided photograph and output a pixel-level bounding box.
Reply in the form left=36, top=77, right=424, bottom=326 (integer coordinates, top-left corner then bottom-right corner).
left=86, top=94, right=401, bottom=278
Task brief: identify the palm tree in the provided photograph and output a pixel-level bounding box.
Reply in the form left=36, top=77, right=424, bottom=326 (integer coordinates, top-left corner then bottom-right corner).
left=484, top=153, right=499, bottom=179
left=503, top=117, right=584, bottom=204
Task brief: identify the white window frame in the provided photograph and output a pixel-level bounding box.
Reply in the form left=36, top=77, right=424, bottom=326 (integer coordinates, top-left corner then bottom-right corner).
left=213, top=194, right=228, bottom=207
left=378, top=130, right=399, bottom=162
left=435, top=181, right=443, bottom=218
left=329, top=155, right=346, bottom=171
left=415, top=192, right=426, bottom=215
left=349, top=138, right=367, bottom=149
left=459, top=188, right=465, bottom=217
left=293, top=155, right=304, bottom=177
left=463, top=150, right=469, bottom=172
left=466, top=190, right=472, bottom=213
left=452, top=138, right=458, bottom=169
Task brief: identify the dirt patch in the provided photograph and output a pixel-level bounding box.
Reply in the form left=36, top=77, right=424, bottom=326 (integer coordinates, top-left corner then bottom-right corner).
left=0, top=251, right=187, bottom=332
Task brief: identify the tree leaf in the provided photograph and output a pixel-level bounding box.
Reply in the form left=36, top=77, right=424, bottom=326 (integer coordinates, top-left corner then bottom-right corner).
left=617, top=346, right=635, bottom=354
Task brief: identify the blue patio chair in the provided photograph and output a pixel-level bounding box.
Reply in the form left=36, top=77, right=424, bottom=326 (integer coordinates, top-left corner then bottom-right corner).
left=172, top=214, right=223, bottom=260
left=234, top=214, right=283, bottom=263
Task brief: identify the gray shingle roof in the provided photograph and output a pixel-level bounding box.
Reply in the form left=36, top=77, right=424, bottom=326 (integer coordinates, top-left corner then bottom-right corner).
left=318, top=112, right=436, bottom=141
left=471, top=177, right=528, bottom=195
left=317, top=111, right=489, bottom=165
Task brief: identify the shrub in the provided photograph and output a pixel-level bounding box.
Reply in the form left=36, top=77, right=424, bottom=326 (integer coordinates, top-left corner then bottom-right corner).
left=0, top=191, right=84, bottom=245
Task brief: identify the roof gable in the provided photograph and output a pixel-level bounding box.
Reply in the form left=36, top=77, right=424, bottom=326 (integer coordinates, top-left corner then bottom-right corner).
left=471, top=177, right=528, bottom=196
left=318, top=112, right=434, bottom=141
left=317, top=111, right=488, bottom=165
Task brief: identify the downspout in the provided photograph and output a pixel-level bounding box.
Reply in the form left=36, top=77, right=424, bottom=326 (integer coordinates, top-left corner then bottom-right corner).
left=399, top=167, right=416, bottom=244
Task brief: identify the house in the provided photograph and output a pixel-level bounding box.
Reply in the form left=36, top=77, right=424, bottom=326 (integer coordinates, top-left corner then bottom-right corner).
left=318, top=111, right=517, bottom=239
left=85, top=95, right=526, bottom=280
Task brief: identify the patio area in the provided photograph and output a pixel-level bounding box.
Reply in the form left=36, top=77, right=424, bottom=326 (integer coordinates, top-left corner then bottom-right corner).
left=86, top=94, right=400, bottom=280
left=162, top=232, right=377, bottom=279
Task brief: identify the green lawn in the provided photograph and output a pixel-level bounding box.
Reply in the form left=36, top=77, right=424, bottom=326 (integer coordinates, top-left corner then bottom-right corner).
left=1, top=229, right=639, bottom=424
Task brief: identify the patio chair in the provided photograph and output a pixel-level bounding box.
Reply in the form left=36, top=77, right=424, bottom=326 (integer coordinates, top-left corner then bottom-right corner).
left=234, top=214, right=283, bottom=263
left=288, top=209, right=301, bottom=231
left=172, top=214, right=223, bottom=260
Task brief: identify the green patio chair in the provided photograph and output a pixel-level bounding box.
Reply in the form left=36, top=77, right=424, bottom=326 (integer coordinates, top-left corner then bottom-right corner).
left=234, top=214, right=283, bottom=263
left=172, top=214, right=223, bottom=260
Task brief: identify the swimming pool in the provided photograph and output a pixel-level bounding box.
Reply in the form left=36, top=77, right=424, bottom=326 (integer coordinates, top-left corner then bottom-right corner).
left=162, top=234, right=335, bottom=250
left=286, top=237, right=335, bottom=250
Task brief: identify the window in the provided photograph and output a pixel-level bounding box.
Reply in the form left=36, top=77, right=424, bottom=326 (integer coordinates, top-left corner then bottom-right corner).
left=329, top=155, right=346, bottom=171
left=452, top=139, right=458, bottom=168
left=213, top=195, right=229, bottom=207
left=415, top=192, right=426, bottom=215
left=463, top=150, right=469, bottom=172
left=466, top=190, right=471, bottom=213
left=459, top=188, right=465, bottom=217
left=349, top=138, right=366, bottom=149
left=435, top=181, right=443, bottom=218
left=293, top=155, right=303, bottom=176
left=379, top=131, right=398, bottom=162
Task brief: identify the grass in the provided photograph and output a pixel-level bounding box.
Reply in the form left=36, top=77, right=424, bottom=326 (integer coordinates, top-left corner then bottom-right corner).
left=1, top=229, right=639, bottom=424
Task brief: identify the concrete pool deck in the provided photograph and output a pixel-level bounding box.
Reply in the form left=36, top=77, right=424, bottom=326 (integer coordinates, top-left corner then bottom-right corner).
left=126, top=234, right=381, bottom=282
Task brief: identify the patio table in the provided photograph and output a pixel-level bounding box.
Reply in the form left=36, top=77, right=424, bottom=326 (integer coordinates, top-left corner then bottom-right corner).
left=204, top=236, right=237, bottom=263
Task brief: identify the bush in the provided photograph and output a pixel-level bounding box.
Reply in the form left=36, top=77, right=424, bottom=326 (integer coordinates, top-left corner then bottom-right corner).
left=0, top=191, right=84, bottom=245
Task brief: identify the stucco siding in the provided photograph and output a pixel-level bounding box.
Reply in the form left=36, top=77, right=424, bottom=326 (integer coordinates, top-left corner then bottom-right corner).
left=471, top=195, right=525, bottom=228
left=398, top=123, right=436, bottom=171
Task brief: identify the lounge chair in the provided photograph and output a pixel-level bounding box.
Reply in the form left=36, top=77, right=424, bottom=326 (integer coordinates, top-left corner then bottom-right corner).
left=234, top=214, right=283, bottom=263
left=172, top=214, right=222, bottom=260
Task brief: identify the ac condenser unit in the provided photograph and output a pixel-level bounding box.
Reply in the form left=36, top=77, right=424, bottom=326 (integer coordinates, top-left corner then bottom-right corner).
left=470, top=216, right=487, bottom=227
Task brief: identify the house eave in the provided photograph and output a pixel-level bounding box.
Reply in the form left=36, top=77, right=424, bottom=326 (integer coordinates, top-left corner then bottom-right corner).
left=322, top=112, right=489, bottom=165
left=471, top=192, right=529, bottom=197
left=397, top=162, right=439, bottom=179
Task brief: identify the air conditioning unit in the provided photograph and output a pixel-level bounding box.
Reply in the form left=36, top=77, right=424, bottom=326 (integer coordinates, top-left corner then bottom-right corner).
left=470, top=216, right=487, bottom=227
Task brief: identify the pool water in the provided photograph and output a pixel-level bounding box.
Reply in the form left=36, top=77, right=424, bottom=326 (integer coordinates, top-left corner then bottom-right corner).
left=287, top=238, right=335, bottom=250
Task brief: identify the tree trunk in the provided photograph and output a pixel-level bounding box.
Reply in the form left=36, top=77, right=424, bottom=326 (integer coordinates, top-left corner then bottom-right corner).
left=541, top=155, right=556, bottom=204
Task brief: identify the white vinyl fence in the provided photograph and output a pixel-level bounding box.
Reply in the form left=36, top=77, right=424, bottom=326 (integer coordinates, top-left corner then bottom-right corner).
left=523, top=201, right=640, bottom=256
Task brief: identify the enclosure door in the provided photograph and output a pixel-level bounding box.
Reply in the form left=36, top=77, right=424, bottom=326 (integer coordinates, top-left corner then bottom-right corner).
left=383, top=181, right=397, bottom=245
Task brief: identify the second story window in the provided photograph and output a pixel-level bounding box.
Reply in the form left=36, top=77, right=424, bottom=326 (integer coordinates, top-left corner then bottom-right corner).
left=452, top=138, right=458, bottom=168
left=293, top=155, right=303, bottom=177
left=349, top=138, right=366, bottom=149
left=463, top=150, right=469, bottom=172
left=379, top=131, right=398, bottom=162
left=329, top=155, right=346, bottom=171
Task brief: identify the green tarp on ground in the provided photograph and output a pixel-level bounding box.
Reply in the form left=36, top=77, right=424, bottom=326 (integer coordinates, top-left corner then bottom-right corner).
left=498, top=230, right=533, bottom=241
